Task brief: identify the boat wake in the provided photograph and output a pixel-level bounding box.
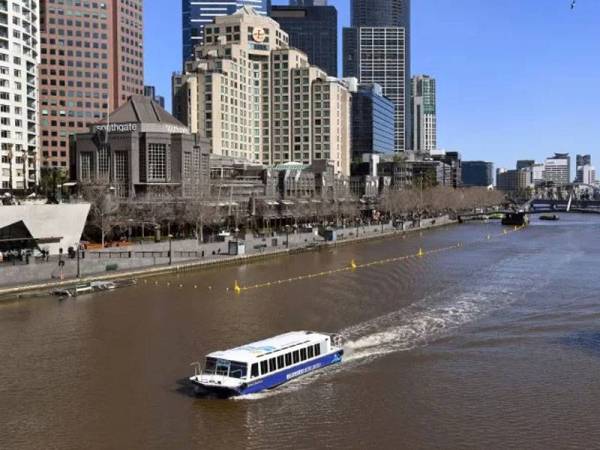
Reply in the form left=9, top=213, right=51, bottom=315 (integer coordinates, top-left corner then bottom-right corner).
left=236, top=251, right=556, bottom=401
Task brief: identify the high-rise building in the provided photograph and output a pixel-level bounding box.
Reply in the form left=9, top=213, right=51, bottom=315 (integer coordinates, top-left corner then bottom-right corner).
left=462, top=161, right=494, bottom=187
left=578, top=165, right=596, bottom=185
left=344, top=78, right=395, bottom=158
left=343, top=0, right=411, bottom=152
left=544, top=153, right=570, bottom=185
left=291, top=0, right=328, bottom=5
left=39, top=0, right=144, bottom=170
left=271, top=1, right=337, bottom=76
left=144, top=85, right=165, bottom=109
left=430, top=149, right=461, bottom=188
left=182, top=0, right=270, bottom=63
left=411, top=75, right=436, bottom=152
left=174, top=7, right=351, bottom=175
left=575, top=154, right=592, bottom=183
left=531, top=163, right=545, bottom=185
left=496, top=168, right=529, bottom=193
left=516, top=160, right=535, bottom=171
left=576, top=154, right=591, bottom=168
left=0, top=0, right=40, bottom=192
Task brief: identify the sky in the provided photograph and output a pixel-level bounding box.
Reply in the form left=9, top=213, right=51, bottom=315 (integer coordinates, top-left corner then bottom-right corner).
left=144, top=0, right=600, bottom=170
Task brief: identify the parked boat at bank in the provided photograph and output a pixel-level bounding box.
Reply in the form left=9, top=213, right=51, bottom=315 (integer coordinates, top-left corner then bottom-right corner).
left=501, top=212, right=529, bottom=226
left=189, top=331, right=344, bottom=397
left=51, top=279, right=136, bottom=298
left=539, top=214, right=559, bottom=221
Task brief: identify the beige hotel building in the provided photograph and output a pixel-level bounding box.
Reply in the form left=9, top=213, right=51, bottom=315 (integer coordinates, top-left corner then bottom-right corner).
left=173, top=7, right=351, bottom=176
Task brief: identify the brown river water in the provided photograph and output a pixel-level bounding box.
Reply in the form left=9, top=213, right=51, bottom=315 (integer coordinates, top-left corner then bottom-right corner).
left=1, top=214, right=600, bottom=450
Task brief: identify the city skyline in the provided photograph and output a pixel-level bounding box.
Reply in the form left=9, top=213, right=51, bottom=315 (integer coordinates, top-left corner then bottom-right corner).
left=144, top=0, right=600, bottom=169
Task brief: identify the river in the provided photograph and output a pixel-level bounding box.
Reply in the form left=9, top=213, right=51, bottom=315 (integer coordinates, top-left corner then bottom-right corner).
left=1, top=214, right=600, bottom=449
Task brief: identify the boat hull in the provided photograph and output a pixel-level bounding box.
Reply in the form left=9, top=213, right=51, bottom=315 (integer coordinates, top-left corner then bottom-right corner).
left=191, top=350, right=343, bottom=397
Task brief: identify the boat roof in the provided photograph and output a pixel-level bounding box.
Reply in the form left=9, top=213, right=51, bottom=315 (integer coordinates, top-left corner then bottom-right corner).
left=207, top=331, right=328, bottom=363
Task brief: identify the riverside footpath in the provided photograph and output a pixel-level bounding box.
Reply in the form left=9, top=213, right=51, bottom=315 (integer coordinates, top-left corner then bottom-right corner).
left=0, top=216, right=455, bottom=298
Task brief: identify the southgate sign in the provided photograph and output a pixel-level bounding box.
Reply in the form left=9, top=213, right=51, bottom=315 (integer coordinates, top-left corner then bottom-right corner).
left=95, top=123, right=138, bottom=133
left=94, top=122, right=189, bottom=135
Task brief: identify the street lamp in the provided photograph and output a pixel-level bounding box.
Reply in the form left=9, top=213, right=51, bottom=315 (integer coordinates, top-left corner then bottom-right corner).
left=168, top=234, right=173, bottom=265
left=76, top=242, right=81, bottom=278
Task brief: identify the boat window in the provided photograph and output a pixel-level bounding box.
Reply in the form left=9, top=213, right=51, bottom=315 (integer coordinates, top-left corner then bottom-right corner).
left=277, top=355, right=284, bottom=369
left=269, top=358, right=276, bottom=372
left=314, top=344, right=321, bottom=356
left=293, top=350, right=300, bottom=364
left=204, top=357, right=218, bottom=375
left=300, top=348, right=307, bottom=361
left=307, top=346, right=314, bottom=358
left=216, top=360, right=230, bottom=377
left=229, top=361, right=248, bottom=379
left=260, top=360, right=268, bottom=375
left=285, top=353, right=292, bottom=366
left=251, top=363, right=259, bottom=378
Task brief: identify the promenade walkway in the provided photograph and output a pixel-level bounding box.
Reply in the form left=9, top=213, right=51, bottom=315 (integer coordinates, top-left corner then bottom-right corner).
left=0, top=217, right=453, bottom=295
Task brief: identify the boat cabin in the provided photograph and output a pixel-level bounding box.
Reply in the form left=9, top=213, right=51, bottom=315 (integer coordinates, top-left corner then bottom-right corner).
left=197, top=331, right=341, bottom=381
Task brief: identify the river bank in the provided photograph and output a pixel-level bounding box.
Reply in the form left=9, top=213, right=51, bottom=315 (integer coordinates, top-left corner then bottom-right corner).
left=0, top=216, right=456, bottom=300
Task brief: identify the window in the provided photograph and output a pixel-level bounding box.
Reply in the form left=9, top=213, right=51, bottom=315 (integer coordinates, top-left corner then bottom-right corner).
left=80, top=152, right=94, bottom=182
left=314, top=344, right=321, bottom=356
left=300, top=348, right=307, bottom=361
left=277, top=355, right=284, bottom=369
left=285, top=353, right=292, bottom=366
left=307, top=346, right=314, bottom=359
left=251, top=363, right=259, bottom=378
left=147, top=143, right=167, bottom=180
left=204, top=358, right=217, bottom=375
left=269, top=358, right=276, bottom=372
left=293, top=350, right=300, bottom=364
left=260, top=360, right=268, bottom=375
left=229, top=361, right=247, bottom=379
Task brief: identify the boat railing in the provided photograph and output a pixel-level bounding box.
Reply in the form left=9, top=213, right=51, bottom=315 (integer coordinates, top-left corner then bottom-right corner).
left=191, top=361, right=202, bottom=377
left=190, top=362, right=235, bottom=384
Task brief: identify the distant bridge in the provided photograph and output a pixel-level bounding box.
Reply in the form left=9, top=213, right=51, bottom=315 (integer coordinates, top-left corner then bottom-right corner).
left=529, top=199, right=600, bottom=213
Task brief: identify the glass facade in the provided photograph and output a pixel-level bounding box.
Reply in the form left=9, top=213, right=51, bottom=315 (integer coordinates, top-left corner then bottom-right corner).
left=271, top=5, right=338, bottom=76
left=411, top=75, right=436, bottom=152
left=344, top=0, right=411, bottom=152
left=182, top=0, right=270, bottom=62
left=351, top=85, right=395, bottom=158
left=462, top=161, right=494, bottom=187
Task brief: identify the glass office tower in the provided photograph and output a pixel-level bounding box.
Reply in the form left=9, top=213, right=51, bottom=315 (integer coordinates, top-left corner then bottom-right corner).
left=182, top=0, right=271, bottom=62
left=343, top=0, right=411, bottom=152
left=348, top=83, right=395, bottom=157
left=271, top=1, right=338, bottom=76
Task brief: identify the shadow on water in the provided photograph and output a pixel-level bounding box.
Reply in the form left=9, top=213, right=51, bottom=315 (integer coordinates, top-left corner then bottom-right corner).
left=558, top=331, right=600, bottom=357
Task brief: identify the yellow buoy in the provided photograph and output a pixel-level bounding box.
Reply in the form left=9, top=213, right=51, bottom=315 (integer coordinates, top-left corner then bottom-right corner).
left=350, top=259, right=357, bottom=270
left=417, top=248, right=425, bottom=257
left=234, top=281, right=241, bottom=295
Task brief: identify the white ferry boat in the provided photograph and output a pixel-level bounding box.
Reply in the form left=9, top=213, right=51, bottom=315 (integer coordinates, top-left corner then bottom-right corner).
left=189, top=331, right=344, bottom=397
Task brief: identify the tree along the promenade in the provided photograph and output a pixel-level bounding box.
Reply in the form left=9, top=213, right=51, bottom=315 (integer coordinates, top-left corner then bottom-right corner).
left=80, top=178, right=120, bottom=247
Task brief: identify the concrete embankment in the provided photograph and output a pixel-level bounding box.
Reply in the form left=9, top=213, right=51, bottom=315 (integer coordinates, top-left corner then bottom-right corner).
left=0, top=216, right=456, bottom=301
